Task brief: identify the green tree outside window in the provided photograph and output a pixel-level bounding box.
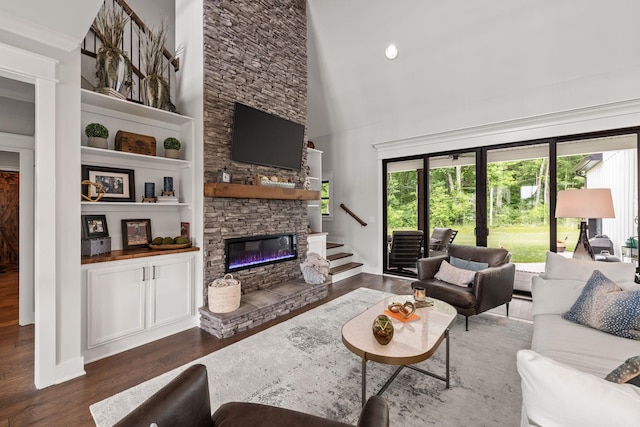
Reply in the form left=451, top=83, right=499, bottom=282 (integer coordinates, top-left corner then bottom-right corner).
left=321, top=180, right=330, bottom=215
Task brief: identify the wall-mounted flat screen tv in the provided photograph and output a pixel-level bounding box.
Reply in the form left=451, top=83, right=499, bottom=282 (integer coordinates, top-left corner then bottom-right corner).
left=231, top=102, right=305, bottom=171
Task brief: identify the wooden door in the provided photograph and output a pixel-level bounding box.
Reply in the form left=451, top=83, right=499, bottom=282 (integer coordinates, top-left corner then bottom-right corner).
left=0, top=172, right=19, bottom=266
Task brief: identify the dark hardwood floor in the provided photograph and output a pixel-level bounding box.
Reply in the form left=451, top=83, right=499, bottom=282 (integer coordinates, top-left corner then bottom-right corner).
left=0, top=272, right=532, bottom=427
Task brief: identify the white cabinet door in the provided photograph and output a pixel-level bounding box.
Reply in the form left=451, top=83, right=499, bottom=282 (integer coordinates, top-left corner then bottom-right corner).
left=148, top=255, right=193, bottom=328
left=86, top=262, right=146, bottom=348
left=307, top=233, right=327, bottom=258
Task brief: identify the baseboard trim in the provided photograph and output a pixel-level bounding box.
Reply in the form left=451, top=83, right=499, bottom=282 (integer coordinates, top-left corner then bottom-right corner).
left=54, top=355, right=86, bottom=386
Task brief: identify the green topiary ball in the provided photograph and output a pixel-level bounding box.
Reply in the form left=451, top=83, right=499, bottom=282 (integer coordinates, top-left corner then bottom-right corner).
left=85, top=123, right=109, bottom=138
left=163, top=137, right=181, bottom=150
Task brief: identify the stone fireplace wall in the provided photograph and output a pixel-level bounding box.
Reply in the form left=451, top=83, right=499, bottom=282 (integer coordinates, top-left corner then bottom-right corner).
left=202, top=0, right=308, bottom=296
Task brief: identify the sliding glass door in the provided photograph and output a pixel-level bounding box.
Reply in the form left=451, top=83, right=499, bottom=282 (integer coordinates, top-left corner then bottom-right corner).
left=486, top=144, right=550, bottom=264
left=384, top=158, right=423, bottom=275
left=556, top=134, right=638, bottom=260
left=382, top=128, right=640, bottom=277
left=427, top=153, right=477, bottom=250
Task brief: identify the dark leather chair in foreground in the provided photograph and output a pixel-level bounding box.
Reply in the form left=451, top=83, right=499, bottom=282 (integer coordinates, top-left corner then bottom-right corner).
left=113, top=364, right=389, bottom=427
left=411, top=244, right=515, bottom=331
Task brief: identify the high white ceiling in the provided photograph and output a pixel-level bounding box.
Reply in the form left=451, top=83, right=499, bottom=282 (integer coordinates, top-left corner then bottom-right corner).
left=3, top=0, right=639, bottom=147
left=306, top=0, right=501, bottom=139
left=306, top=0, right=640, bottom=145
left=0, top=0, right=102, bottom=52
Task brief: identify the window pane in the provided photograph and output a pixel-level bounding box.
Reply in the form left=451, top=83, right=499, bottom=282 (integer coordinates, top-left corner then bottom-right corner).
left=321, top=181, right=330, bottom=215
left=486, top=144, right=550, bottom=263
left=428, top=153, right=476, bottom=250
left=387, top=170, right=419, bottom=233
left=557, top=135, right=638, bottom=262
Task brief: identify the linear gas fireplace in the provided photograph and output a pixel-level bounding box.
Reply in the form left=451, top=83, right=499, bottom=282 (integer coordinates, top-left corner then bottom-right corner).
left=225, top=233, right=298, bottom=273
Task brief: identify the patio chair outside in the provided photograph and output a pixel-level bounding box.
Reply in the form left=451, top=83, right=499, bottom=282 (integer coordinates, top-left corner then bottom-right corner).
left=388, top=230, right=424, bottom=273
left=429, top=228, right=458, bottom=256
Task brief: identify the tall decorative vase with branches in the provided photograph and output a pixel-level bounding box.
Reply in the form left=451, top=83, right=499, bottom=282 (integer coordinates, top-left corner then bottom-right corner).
left=92, top=1, right=133, bottom=97
left=140, top=23, right=174, bottom=111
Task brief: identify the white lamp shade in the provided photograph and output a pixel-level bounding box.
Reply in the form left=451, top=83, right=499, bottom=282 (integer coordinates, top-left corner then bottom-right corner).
left=555, top=188, right=615, bottom=219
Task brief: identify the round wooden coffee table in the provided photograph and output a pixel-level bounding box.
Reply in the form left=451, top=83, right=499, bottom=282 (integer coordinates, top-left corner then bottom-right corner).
left=341, top=295, right=457, bottom=405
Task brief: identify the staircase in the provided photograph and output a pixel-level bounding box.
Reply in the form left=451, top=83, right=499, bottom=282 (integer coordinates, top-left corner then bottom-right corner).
left=326, top=242, right=363, bottom=283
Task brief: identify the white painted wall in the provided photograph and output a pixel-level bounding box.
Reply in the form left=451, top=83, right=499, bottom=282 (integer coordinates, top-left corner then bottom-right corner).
left=175, top=0, right=204, bottom=309
left=0, top=150, right=19, bottom=169
left=128, top=0, right=175, bottom=53
left=308, top=1, right=640, bottom=274
left=54, top=48, right=85, bottom=382
left=0, top=97, right=34, bottom=135
left=0, top=0, right=104, bottom=388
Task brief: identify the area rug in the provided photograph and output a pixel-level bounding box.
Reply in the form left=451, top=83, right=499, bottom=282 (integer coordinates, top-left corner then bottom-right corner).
left=90, top=288, right=533, bottom=426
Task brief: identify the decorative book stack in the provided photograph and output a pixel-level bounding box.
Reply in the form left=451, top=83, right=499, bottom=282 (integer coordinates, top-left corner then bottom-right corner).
left=157, top=176, right=177, bottom=203
left=157, top=195, right=178, bottom=203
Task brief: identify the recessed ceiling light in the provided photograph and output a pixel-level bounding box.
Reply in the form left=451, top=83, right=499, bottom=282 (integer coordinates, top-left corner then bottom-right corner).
left=385, top=44, right=398, bottom=60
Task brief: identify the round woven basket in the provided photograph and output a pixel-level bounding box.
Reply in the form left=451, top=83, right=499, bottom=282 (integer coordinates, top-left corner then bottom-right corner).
left=208, top=273, right=241, bottom=313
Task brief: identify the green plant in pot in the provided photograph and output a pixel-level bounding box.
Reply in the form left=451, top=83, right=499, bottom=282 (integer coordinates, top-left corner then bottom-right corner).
left=164, top=137, right=181, bottom=159
left=92, top=2, right=133, bottom=97
left=85, top=123, right=109, bottom=149
left=140, top=22, right=174, bottom=111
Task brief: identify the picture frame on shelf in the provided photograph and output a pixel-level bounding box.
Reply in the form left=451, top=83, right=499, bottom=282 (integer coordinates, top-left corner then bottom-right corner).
left=82, top=165, right=135, bottom=202
left=181, top=221, right=190, bottom=239
left=121, top=219, right=152, bottom=250
left=81, top=214, right=109, bottom=240
left=217, top=167, right=232, bottom=183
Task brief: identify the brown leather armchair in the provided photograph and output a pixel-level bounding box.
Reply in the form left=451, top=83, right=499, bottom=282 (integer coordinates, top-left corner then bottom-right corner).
left=411, top=244, right=515, bottom=331
left=113, top=364, right=389, bottom=427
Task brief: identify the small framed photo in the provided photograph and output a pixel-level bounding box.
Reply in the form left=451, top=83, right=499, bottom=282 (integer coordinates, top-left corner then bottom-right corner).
left=180, top=221, right=190, bottom=239
left=82, top=165, right=135, bottom=202
left=81, top=214, right=109, bottom=240
left=121, top=219, right=152, bottom=250
left=217, top=168, right=232, bottom=183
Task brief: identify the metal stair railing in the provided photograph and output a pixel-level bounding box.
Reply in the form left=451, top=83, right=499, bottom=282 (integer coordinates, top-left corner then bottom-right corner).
left=81, top=0, right=179, bottom=104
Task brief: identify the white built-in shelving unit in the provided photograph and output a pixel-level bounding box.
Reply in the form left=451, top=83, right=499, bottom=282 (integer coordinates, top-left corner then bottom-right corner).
left=307, top=147, right=323, bottom=233
left=306, top=147, right=327, bottom=256
left=80, top=88, right=202, bottom=362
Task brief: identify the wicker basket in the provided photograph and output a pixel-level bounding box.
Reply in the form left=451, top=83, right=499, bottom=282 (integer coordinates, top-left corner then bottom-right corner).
left=208, top=273, right=241, bottom=313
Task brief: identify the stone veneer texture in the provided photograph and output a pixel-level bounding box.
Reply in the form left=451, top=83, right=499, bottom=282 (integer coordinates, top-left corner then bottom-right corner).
left=202, top=0, right=309, bottom=299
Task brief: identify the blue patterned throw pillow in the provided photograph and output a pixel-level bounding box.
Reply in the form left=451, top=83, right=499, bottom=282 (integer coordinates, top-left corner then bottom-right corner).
left=605, top=355, right=640, bottom=387
left=449, top=256, right=489, bottom=272
left=563, top=270, right=640, bottom=340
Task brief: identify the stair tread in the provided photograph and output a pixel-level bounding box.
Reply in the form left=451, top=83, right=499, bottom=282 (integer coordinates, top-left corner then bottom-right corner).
left=326, top=242, right=343, bottom=250
left=329, top=262, right=363, bottom=275
left=327, top=252, right=353, bottom=261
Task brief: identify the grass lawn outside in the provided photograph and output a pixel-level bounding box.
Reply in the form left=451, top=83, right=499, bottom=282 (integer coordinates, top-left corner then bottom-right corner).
left=389, top=224, right=581, bottom=263
left=451, top=225, right=578, bottom=263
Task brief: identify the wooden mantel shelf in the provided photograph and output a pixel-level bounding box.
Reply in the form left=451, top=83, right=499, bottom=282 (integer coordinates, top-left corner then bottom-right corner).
left=204, top=183, right=320, bottom=200
left=81, top=246, right=200, bottom=265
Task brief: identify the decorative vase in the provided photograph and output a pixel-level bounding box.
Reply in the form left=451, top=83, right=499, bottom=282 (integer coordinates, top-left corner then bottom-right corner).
left=88, top=137, right=108, bottom=149
left=372, top=314, right=394, bottom=345
left=97, top=49, right=129, bottom=96
left=164, top=148, right=179, bottom=159
left=142, top=74, right=166, bottom=109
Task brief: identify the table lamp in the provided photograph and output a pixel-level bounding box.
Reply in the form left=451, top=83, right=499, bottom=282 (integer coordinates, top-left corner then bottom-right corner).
left=555, top=188, right=615, bottom=260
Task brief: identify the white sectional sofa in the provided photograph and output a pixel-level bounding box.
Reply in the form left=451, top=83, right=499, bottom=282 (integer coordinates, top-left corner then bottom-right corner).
left=517, top=252, right=640, bottom=427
